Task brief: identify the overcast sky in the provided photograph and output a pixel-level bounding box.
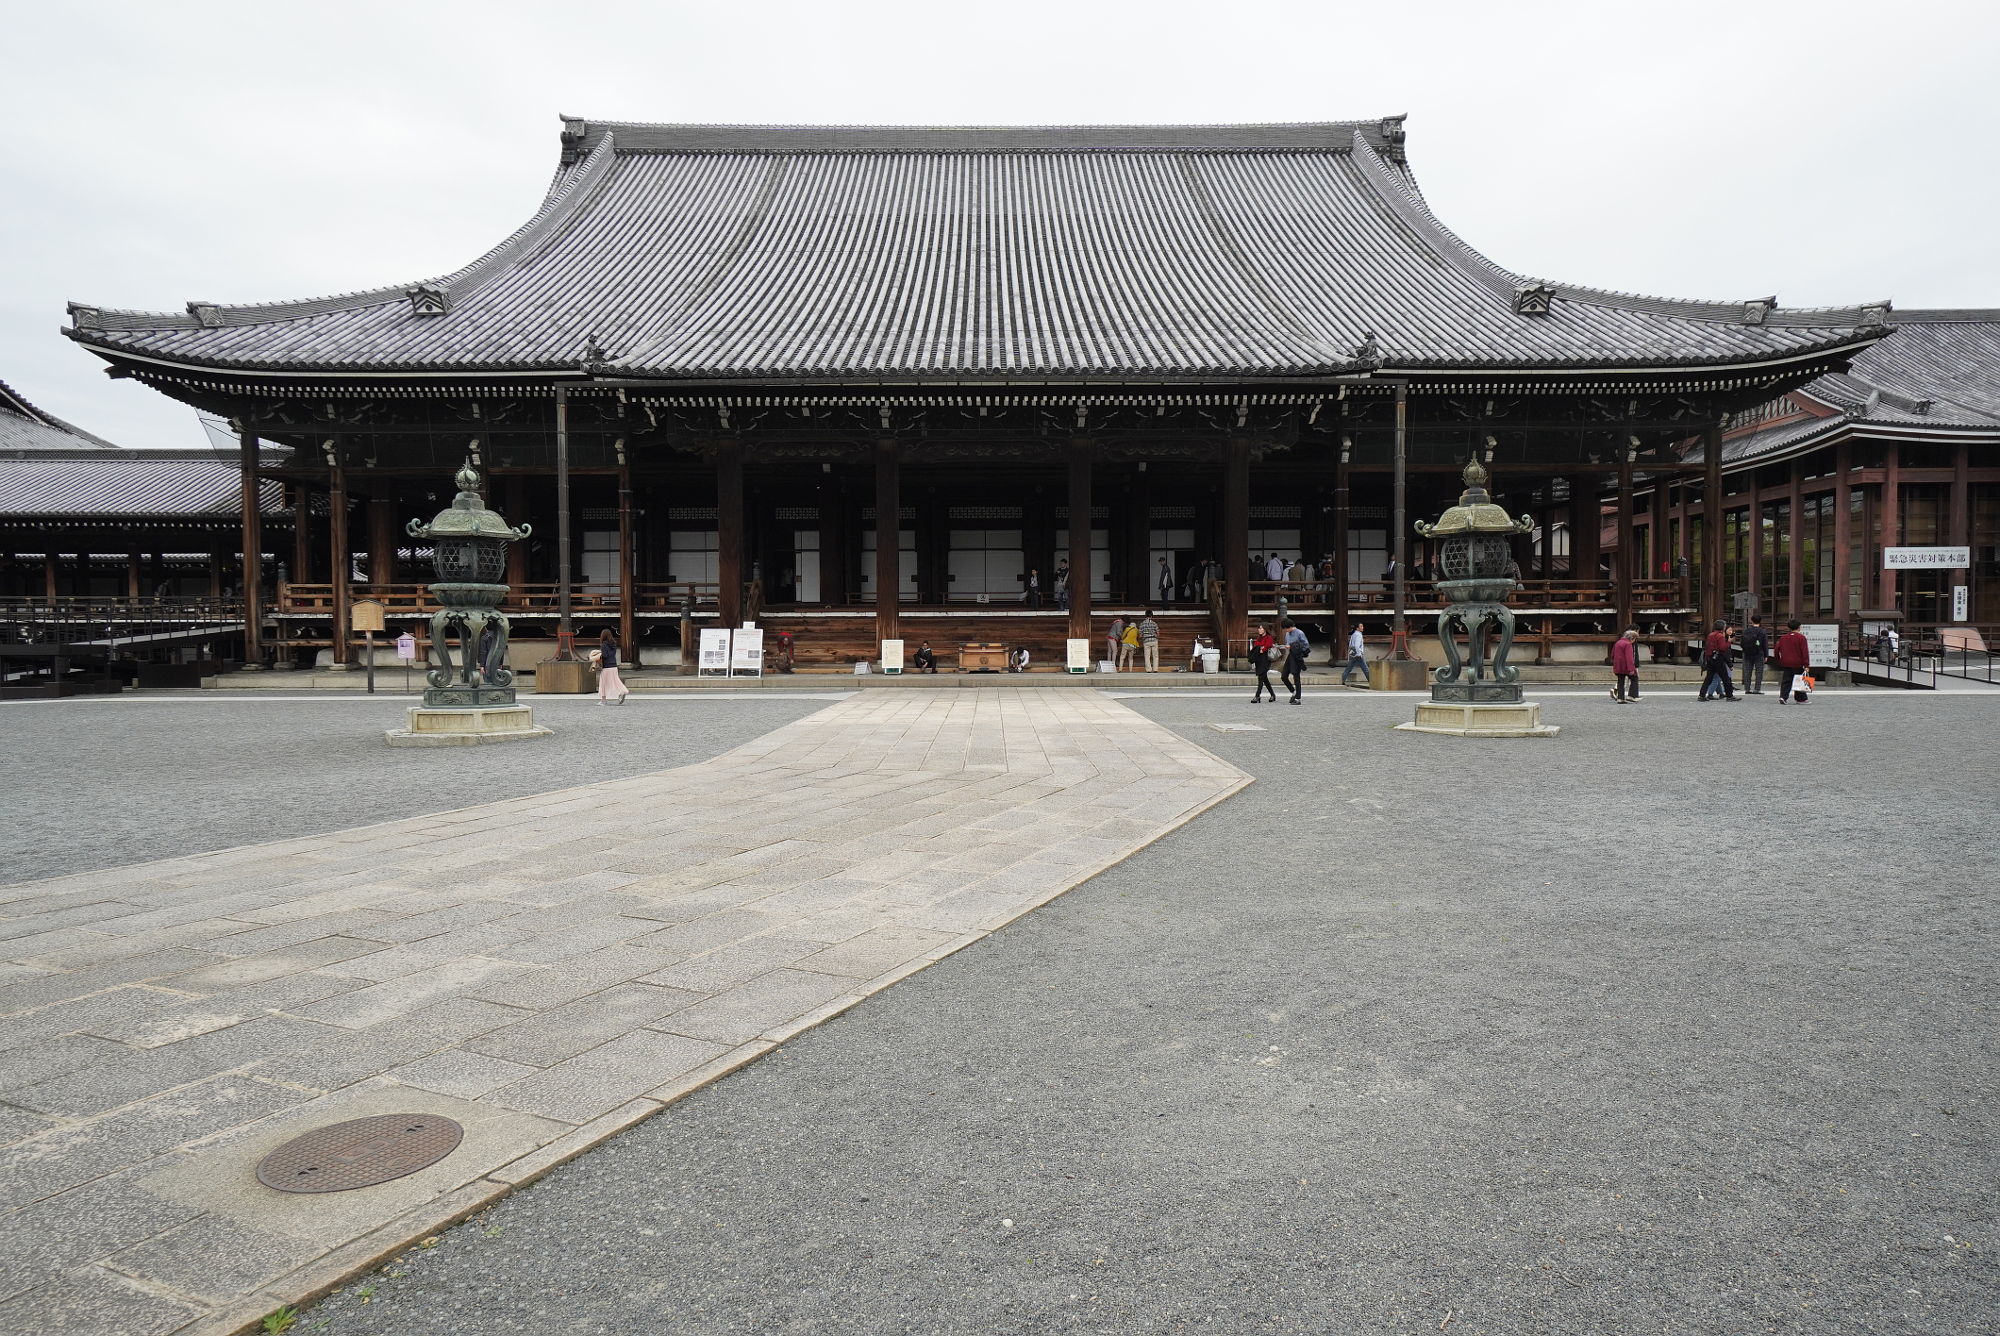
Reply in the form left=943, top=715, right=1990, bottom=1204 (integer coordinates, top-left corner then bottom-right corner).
left=4, top=0, right=1995, bottom=448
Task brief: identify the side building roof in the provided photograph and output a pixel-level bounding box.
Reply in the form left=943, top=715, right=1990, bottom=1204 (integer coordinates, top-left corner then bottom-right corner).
left=65, top=117, right=1888, bottom=383
left=0, top=379, right=118, bottom=453
left=1703, top=311, right=2000, bottom=466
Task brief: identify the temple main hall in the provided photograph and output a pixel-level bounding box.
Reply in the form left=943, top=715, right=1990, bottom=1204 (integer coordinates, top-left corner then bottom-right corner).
left=46, top=114, right=1980, bottom=674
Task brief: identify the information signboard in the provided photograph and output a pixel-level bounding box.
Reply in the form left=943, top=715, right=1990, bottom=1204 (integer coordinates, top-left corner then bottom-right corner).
left=697, top=628, right=732, bottom=676
left=1066, top=638, right=1090, bottom=673
left=1883, top=546, right=1970, bottom=569
left=730, top=627, right=764, bottom=677
left=1954, top=585, right=1969, bottom=621
left=1802, top=623, right=1840, bottom=668
left=394, top=633, right=417, bottom=662
left=879, top=638, right=904, bottom=674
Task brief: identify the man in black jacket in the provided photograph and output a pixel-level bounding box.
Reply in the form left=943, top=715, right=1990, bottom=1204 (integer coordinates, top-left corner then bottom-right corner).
left=1738, top=615, right=1771, bottom=694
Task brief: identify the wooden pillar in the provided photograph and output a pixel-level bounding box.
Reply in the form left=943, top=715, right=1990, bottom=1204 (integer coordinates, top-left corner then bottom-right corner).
left=1568, top=475, right=1600, bottom=589
left=617, top=457, right=636, bottom=651
left=504, top=477, right=529, bottom=590
left=1833, top=442, right=1854, bottom=621
left=1702, top=427, right=1725, bottom=627
left=1950, top=439, right=1971, bottom=618
left=1878, top=441, right=1901, bottom=610
left=873, top=440, right=899, bottom=645
left=367, top=497, right=397, bottom=585
left=1748, top=479, right=1765, bottom=617
left=126, top=549, right=141, bottom=601
left=1614, top=450, right=1635, bottom=632
left=44, top=551, right=59, bottom=603
left=1067, top=441, right=1094, bottom=642
left=1648, top=475, right=1669, bottom=580
left=328, top=447, right=350, bottom=666
left=1125, top=466, right=1151, bottom=605
left=717, top=444, right=744, bottom=627
left=239, top=430, right=264, bottom=664
left=291, top=485, right=314, bottom=585
left=1331, top=448, right=1351, bottom=652
left=1787, top=463, right=1805, bottom=619
left=821, top=468, right=849, bottom=607
left=1222, top=437, right=1250, bottom=657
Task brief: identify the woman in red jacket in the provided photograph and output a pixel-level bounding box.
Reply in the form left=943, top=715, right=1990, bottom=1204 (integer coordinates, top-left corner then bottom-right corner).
left=1772, top=619, right=1812, bottom=703
left=1609, top=628, right=1641, bottom=703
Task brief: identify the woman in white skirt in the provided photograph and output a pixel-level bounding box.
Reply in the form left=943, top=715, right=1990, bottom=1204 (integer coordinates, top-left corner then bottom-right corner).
left=595, top=629, right=630, bottom=705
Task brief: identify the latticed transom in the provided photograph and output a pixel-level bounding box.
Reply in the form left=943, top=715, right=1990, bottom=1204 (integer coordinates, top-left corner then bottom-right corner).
left=1440, top=534, right=1514, bottom=581
left=434, top=535, right=508, bottom=583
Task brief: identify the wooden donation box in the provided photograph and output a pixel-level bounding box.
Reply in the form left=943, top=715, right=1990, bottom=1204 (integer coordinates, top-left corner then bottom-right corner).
left=959, top=643, right=1007, bottom=672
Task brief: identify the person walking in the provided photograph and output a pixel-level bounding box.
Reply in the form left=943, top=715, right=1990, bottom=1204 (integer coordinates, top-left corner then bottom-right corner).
left=1773, top=618, right=1811, bottom=704
left=1156, top=556, right=1175, bottom=605
left=594, top=628, right=629, bottom=705
left=1139, top=609, right=1161, bottom=672
left=1609, top=627, right=1641, bottom=703
left=1280, top=619, right=1310, bottom=703
left=1265, top=552, right=1286, bottom=583
left=1106, top=616, right=1124, bottom=670
left=1739, top=615, right=1770, bottom=694
left=1341, top=623, right=1368, bottom=687
left=1118, top=618, right=1140, bottom=670
left=1054, top=561, right=1070, bottom=611
left=1700, top=619, right=1741, bottom=701
left=1250, top=623, right=1278, bottom=702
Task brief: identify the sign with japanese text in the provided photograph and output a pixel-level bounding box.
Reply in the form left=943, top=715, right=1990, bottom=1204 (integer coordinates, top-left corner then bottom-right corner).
left=1883, top=546, right=1969, bottom=569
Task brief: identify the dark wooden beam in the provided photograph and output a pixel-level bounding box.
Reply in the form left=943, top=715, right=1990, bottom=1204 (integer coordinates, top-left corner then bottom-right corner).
left=873, top=440, right=899, bottom=647
left=1222, top=437, right=1250, bottom=658
left=717, top=443, right=745, bottom=628
left=1068, top=440, right=1093, bottom=642
left=239, top=430, right=264, bottom=664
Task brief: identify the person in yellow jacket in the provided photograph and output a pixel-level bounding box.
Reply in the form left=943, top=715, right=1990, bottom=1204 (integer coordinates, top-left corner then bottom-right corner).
left=1118, top=619, right=1141, bottom=670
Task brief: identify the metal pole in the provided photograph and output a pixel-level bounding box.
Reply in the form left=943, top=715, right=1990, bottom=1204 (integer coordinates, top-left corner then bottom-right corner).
left=365, top=628, right=376, bottom=694
left=1392, top=382, right=1409, bottom=658
left=555, top=386, right=574, bottom=659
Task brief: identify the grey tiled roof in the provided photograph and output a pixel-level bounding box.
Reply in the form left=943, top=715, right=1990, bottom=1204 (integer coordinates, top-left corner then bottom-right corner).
left=1705, top=312, right=2000, bottom=464
left=66, top=118, right=1888, bottom=380
left=0, top=379, right=117, bottom=453
left=0, top=452, right=283, bottom=517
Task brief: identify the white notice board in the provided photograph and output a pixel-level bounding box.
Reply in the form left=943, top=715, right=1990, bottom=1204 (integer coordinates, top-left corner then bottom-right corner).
left=1802, top=623, right=1840, bottom=668
left=1884, top=546, right=1970, bottom=569
left=730, top=627, right=764, bottom=677
left=395, top=632, right=417, bottom=662
left=879, top=638, right=904, bottom=674
left=697, top=628, right=732, bottom=676
left=1066, top=638, right=1090, bottom=673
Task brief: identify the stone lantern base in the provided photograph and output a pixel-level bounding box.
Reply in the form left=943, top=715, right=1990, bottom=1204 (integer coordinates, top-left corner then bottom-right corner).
left=1396, top=693, right=1559, bottom=739
left=385, top=704, right=554, bottom=747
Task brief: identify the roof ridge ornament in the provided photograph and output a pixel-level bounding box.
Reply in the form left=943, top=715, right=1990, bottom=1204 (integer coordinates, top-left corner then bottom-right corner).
left=187, top=301, right=222, bottom=328
left=406, top=281, right=451, bottom=318
left=581, top=333, right=612, bottom=374
left=1377, top=114, right=1408, bottom=164
left=1741, top=296, right=1776, bottom=326
left=1858, top=301, right=1893, bottom=334
left=1349, top=329, right=1384, bottom=370
left=1513, top=282, right=1555, bottom=317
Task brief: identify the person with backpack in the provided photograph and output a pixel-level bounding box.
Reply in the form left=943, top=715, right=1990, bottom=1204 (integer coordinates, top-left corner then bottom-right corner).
left=1738, top=615, right=1771, bottom=694
left=1773, top=619, right=1812, bottom=704
left=1280, top=619, right=1310, bottom=704
left=1700, top=620, right=1741, bottom=702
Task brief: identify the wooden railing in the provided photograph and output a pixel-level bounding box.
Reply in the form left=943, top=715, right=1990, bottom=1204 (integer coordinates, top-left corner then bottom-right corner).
left=276, top=582, right=724, bottom=615
left=1246, top=578, right=1690, bottom=609
left=0, top=595, right=245, bottom=621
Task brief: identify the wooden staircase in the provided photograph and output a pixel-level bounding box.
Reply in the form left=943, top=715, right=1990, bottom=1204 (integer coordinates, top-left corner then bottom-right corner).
left=755, top=608, right=1217, bottom=671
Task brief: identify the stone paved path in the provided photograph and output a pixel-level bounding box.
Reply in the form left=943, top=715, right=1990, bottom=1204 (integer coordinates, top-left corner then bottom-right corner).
left=0, top=691, right=1245, bottom=1336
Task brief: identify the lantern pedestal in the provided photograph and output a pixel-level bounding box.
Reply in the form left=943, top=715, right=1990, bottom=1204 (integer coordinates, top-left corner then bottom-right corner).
left=385, top=704, right=553, bottom=747
left=1398, top=677, right=1561, bottom=738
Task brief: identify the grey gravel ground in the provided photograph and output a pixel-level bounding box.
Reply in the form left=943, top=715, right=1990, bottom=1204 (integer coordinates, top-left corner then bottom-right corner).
left=15, top=686, right=1994, bottom=1335
left=0, top=692, right=831, bottom=883
left=278, top=686, right=2000, bottom=1336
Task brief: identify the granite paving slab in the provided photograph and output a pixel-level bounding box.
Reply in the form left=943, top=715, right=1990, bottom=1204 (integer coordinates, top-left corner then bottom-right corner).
left=0, top=690, right=1246, bottom=1335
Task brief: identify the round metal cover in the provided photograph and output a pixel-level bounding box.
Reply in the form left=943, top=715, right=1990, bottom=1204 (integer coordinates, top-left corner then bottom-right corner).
left=255, top=1114, right=465, bottom=1194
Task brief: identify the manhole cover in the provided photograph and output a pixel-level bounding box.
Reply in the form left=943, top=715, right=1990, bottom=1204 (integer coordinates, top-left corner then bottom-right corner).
left=255, top=1114, right=465, bottom=1194
left=1206, top=722, right=1266, bottom=732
